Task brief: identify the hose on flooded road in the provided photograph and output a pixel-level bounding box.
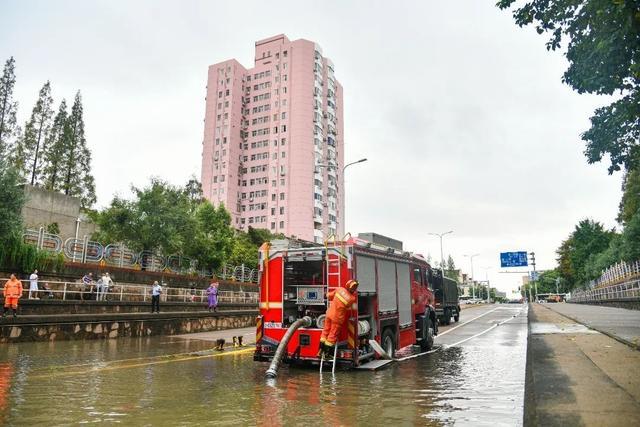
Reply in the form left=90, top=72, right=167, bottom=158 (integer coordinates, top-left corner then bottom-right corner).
left=265, top=316, right=312, bottom=379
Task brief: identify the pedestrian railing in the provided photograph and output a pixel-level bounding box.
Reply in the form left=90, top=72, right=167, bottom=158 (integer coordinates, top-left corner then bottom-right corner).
left=588, top=260, right=640, bottom=289
left=570, top=279, right=640, bottom=303
left=22, top=228, right=260, bottom=283
left=0, top=278, right=259, bottom=305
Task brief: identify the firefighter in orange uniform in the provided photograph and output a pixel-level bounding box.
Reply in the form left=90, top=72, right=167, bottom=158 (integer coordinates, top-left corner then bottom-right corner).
left=2, top=274, right=23, bottom=318
left=319, top=279, right=358, bottom=358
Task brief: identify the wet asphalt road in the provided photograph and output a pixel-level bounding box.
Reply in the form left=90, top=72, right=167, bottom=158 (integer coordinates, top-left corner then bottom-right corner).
left=0, top=303, right=529, bottom=426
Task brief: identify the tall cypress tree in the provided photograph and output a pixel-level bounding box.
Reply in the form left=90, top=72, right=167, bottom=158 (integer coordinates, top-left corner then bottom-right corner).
left=41, top=99, right=69, bottom=192
left=0, top=57, right=19, bottom=160
left=61, top=91, right=95, bottom=207
left=14, top=81, right=54, bottom=184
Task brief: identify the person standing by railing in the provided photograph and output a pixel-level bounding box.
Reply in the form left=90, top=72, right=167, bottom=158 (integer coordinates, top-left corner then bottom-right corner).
left=207, top=281, right=219, bottom=312
left=28, top=270, right=38, bottom=299
left=81, top=273, right=93, bottom=301
left=98, top=273, right=112, bottom=301
left=151, top=281, right=162, bottom=313
left=2, top=274, right=23, bottom=318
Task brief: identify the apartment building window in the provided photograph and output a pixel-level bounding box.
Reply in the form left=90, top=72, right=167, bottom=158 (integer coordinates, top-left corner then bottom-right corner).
left=281, top=152, right=286, bottom=159
left=283, top=75, right=288, bottom=82
left=213, top=176, right=218, bottom=183
left=272, top=153, right=278, bottom=160
left=283, top=63, right=287, bottom=69
left=272, top=194, right=276, bottom=201
left=220, top=175, right=225, bottom=182
left=218, top=91, right=222, bottom=98
left=280, top=221, right=284, bottom=228
left=283, top=51, right=288, bottom=58
left=280, top=178, right=285, bottom=185
left=281, top=125, right=287, bottom=132
left=271, top=222, right=275, bottom=230
left=224, top=113, right=228, bottom=119
left=281, top=112, right=286, bottom=119
left=271, top=208, right=275, bottom=215
left=272, top=180, right=276, bottom=187
left=281, top=138, right=286, bottom=145
left=223, top=137, right=227, bottom=144
left=217, top=114, right=221, bottom=120
left=215, top=138, right=220, bottom=145
left=224, top=101, right=229, bottom=107
left=283, top=87, right=287, bottom=94
left=280, top=193, right=285, bottom=200
left=280, top=207, right=284, bottom=215
left=274, top=126, right=278, bottom=134
left=225, top=89, right=229, bottom=96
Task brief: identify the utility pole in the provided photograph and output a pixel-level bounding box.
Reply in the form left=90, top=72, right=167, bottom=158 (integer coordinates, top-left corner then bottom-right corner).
left=464, top=253, right=480, bottom=299
left=529, top=252, right=537, bottom=301
left=428, top=230, right=454, bottom=280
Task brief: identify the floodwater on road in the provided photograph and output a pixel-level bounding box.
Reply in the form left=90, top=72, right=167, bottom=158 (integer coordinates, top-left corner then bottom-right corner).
left=0, top=305, right=527, bottom=426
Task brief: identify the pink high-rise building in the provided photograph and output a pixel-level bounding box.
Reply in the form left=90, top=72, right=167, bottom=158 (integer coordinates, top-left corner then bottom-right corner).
left=201, top=35, right=344, bottom=243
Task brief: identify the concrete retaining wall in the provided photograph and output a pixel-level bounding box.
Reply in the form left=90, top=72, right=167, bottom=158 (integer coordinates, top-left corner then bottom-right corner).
left=0, top=310, right=257, bottom=343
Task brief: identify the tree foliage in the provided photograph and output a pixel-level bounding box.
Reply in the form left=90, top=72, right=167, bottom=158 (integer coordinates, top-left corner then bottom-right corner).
left=497, top=0, right=640, bottom=173
left=90, top=179, right=275, bottom=270
left=41, top=100, right=69, bottom=192
left=617, top=166, right=640, bottom=225
left=0, top=158, right=26, bottom=243
left=556, top=219, right=616, bottom=288
left=60, top=91, right=95, bottom=207
left=0, top=57, right=19, bottom=160
left=13, top=81, right=54, bottom=184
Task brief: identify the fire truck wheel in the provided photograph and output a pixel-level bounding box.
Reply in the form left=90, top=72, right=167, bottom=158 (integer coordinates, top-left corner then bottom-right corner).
left=420, top=316, right=435, bottom=352
left=381, top=328, right=396, bottom=358
left=444, top=308, right=452, bottom=325
left=454, top=309, right=460, bottom=322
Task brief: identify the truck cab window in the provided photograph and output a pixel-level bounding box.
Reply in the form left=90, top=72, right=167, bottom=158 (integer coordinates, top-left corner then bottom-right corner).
left=412, top=266, right=423, bottom=286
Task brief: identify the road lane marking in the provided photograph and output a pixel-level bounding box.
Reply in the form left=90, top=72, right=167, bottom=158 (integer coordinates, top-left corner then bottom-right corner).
left=445, top=306, right=526, bottom=348
left=437, top=307, right=500, bottom=337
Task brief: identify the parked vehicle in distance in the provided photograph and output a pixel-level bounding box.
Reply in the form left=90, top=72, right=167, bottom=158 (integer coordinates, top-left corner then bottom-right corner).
left=431, top=268, right=460, bottom=325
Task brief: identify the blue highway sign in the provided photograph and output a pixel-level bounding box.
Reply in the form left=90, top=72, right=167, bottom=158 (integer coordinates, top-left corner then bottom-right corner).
left=500, top=251, right=528, bottom=268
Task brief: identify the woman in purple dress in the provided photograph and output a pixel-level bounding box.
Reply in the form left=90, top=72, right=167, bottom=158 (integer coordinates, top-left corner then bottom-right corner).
left=206, top=282, right=219, bottom=312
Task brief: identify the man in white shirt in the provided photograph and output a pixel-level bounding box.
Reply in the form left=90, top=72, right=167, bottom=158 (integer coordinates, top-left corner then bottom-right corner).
left=151, top=281, right=162, bottom=313
left=28, top=269, right=38, bottom=299
left=99, top=273, right=113, bottom=301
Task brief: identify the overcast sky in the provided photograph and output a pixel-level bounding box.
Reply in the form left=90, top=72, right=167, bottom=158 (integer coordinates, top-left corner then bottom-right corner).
left=1, top=1, right=621, bottom=295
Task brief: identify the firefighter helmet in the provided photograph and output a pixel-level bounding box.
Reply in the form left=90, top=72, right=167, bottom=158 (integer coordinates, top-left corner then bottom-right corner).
left=346, top=279, right=359, bottom=291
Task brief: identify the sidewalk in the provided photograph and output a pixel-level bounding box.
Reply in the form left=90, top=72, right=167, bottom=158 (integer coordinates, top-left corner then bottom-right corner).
left=547, top=302, right=640, bottom=349
left=526, top=304, right=640, bottom=426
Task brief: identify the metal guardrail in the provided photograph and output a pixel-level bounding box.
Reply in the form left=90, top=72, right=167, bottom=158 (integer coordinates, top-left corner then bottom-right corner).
left=0, top=278, right=259, bottom=305
left=571, top=279, right=640, bottom=303
left=589, top=260, right=640, bottom=289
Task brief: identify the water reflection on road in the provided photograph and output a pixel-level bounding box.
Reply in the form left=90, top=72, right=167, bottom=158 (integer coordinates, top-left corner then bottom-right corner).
left=0, top=305, right=526, bottom=426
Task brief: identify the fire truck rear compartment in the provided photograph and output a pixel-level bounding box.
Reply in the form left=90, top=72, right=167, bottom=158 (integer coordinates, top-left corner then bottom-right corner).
left=282, top=258, right=325, bottom=327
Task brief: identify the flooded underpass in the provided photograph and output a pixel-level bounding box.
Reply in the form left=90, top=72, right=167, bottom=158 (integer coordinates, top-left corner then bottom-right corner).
left=0, top=305, right=527, bottom=426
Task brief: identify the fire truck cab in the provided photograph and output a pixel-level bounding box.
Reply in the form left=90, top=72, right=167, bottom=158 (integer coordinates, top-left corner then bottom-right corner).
left=254, top=235, right=438, bottom=369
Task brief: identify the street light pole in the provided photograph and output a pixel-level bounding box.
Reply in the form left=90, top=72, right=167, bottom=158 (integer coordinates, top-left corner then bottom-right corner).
left=464, top=253, right=480, bottom=299
left=315, top=158, right=367, bottom=237
left=428, top=231, right=453, bottom=279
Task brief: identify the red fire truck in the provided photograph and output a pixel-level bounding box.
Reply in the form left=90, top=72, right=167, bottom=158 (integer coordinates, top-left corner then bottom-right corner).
left=254, top=235, right=438, bottom=370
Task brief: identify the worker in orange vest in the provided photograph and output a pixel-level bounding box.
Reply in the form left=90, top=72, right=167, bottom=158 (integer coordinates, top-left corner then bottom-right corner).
left=3, top=274, right=23, bottom=318
left=319, top=279, right=358, bottom=358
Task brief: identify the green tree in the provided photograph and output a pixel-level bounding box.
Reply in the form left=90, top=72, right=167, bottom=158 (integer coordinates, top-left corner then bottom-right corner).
left=41, top=100, right=69, bottom=192
left=0, top=57, right=19, bottom=160
left=444, top=254, right=459, bottom=282
left=13, top=81, right=54, bottom=185
left=617, top=167, right=640, bottom=225
left=61, top=91, right=95, bottom=207
left=0, top=158, right=26, bottom=243
left=187, top=202, right=234, bottom=270
left=556, top=219, right=616, bottom=288
left=497, top=0, right=640, bottom=174
left=620, top=209, right=640, bottom=262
